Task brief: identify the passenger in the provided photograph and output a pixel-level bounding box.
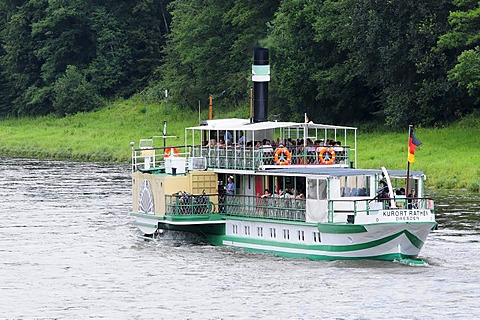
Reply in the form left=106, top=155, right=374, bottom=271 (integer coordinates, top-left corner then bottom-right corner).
left=224, top=130, right=233, bottom=143
left=284, top=188, right=294, bottom=198
left=276, top=137, right=283, bottom=146
left=306, top=138, right=316, bottom=164
left=407, top=188, right=417, bottom=209
left=262, top=139, right=274, bottom=164
left=261, top=189, right=271, bottom=198
left=209, top=139, right=217, bottom=147
left=225, top=176, right=235, bottom=195
left=408, top=188, right=416, bottom=198
left=286, top=138, right=293, bottom=147
left=262, top=139, right=274, bottom=153
left=358, top=188, right=367, bottom=196
left=238, top=133, right=247, bottom=145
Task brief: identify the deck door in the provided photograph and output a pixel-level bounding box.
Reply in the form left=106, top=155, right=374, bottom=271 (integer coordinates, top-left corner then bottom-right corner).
left=306, top=177, right=328, bottom=223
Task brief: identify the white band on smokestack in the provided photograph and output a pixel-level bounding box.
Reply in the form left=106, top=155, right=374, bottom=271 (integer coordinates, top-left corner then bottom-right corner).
left=252, top=65, right=270, bottom=82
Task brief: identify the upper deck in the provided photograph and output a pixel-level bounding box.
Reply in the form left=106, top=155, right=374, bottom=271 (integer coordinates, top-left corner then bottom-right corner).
left=131, top=119, right=358, bottom=173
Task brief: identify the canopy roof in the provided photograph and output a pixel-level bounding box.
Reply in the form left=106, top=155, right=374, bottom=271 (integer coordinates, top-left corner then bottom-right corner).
left=186, top=118, right=357, bottom=132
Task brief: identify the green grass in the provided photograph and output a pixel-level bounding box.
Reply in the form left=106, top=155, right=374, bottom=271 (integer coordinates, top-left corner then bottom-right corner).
left=1, top=99, right=479, bottom=191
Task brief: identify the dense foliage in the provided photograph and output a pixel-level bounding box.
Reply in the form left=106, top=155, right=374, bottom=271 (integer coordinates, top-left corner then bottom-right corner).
left=0, top=0, right=479, bottom=127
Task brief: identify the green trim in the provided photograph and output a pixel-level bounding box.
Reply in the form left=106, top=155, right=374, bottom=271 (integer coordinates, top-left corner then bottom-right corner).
left=317, top=223, right=368, bottom=234
left=165, top=214, right=224, bottom=222
left=404, top=230, right=424, bottom=249
left=226, top=244, right=416, bottom=261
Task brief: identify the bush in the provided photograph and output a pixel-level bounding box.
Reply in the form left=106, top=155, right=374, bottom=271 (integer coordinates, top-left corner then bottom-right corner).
left=53, top=65, right=105, bottom=117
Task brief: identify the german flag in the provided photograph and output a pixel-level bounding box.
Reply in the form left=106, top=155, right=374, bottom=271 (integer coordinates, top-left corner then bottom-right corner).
left=408, top=129, right=422, bottom=163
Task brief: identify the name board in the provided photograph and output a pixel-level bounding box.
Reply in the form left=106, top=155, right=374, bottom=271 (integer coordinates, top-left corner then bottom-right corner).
left=381, top=209, right=432, bottom=222
left=354, top=209, right=434, bottom=224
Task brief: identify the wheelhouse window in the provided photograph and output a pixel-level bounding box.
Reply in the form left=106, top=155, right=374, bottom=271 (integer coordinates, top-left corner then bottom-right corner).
left=340, top=176, right=370, bottom=197
left=307, top=178, right=328, bottom=200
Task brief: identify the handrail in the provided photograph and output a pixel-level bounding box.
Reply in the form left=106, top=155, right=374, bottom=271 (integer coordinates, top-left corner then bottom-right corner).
left=328, top=197, right=435, bottom=223
left=165, top=193, right=306, bottom=222
left=132, top=144, right=352, bottom=172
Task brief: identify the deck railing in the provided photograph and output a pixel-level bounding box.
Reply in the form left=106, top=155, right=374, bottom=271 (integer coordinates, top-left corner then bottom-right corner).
left=190, top=145, right=351, bottom=170
left=222, top=195, right=306, bottom=221
left=165, top=193, right=306, bottom=222
left=132, top=145, right=190, bottom=172
left=328, top=197, right=435, bottom=223
left=132, top=144, right=351, bottom=172
left=165, top=192, right=216, bottom=215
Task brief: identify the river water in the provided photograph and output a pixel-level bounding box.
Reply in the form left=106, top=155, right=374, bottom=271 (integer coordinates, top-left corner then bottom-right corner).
left=0, top=157, right=479, bottom=319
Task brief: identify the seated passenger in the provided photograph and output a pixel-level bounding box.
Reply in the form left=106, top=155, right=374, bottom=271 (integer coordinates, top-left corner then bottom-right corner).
left=261, top=189, right=271, bottom=198
left=238, top=133, right=247, bottom=145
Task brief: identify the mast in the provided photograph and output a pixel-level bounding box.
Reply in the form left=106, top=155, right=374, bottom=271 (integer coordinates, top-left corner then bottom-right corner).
left=406, top=125, right=413, bottom=197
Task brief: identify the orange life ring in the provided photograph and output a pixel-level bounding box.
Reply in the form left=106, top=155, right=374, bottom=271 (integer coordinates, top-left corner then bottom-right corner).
left=274, top=147, right=292, bottom=165
left=318, top=147, right=336, bottom=165
left=164, top=147, right=179, bottom=158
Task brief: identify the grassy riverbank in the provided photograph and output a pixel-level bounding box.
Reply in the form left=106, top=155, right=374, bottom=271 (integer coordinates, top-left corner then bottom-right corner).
left=1, top=99, right=479, bottom=191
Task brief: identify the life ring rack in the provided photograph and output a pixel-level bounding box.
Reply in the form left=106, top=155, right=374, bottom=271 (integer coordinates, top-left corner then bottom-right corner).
left=164, top=147, right=180, bottom=158
left=318, top=147, right=336, bottom=165
left=274, top=147, right=292, bottom=165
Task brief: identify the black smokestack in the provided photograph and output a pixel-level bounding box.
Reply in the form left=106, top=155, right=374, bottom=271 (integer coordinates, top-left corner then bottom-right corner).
left=252, top=47, right=270, bottom=123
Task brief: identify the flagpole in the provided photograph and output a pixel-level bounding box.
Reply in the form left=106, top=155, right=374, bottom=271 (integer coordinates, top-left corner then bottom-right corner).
left=406, top=124, right=413, bottom=197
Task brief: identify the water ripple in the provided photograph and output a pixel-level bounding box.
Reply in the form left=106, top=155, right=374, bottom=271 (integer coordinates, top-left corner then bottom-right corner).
left=0, top=157, right=479, bottom=319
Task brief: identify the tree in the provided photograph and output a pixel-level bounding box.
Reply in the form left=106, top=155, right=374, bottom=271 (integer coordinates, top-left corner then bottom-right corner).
left=268, top=0, right=376, bottom=124
left=161, top=0, right=279, bottom=110
left=53, top=65, right=103, bottom=116
left=85, top=5, right=132, bottom=97
left=438, top=0, right=480, bottom=102
left=0, top=0, right=50, bottom=116
left=349, top=0, right=463, bottom=127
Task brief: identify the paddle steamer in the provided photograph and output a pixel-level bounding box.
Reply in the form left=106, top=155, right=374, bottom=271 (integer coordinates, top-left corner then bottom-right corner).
left=130, top=48, right=436, bottom=262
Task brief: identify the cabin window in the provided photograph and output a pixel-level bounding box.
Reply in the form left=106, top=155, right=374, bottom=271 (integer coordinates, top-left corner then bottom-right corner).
left=283, top=229, right=290, bottom=240
left=257, top=227, right=263, bottom=237
left=244, top=225, right=251, bottom=235
left=340, top=176, right=370, bottom=197
left=318, top=180, right=327, bottom=199
left=313, top=231, right=321, bottom=243
left=298, top=230, right=305, bottom=241
left=270, top=228, right=277, bottom=238
left=232, top=224, right=238, bottom=234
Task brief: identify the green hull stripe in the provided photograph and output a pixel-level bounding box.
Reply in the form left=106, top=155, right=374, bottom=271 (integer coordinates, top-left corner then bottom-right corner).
left=233, top=246, right=415, bottom=261
left=224, top=229, right=424, bottom=252
left=317, top=223, right=368, bottom=234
